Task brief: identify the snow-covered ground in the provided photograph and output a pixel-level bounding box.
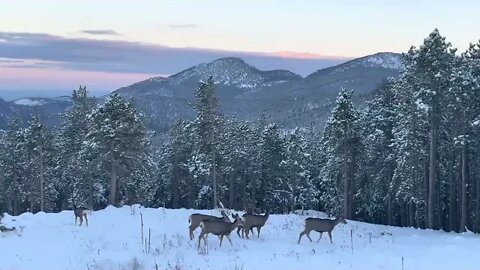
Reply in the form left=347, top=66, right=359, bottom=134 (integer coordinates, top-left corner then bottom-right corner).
left=1, top=206, right=479, bottom=270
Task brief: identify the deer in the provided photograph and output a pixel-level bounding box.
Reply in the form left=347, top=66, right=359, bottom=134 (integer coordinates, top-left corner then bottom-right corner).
left=239, top=210, right=270, bottom=239
left=188, top=210, right=230, bottom=240
left=298, top=216, right=347, bottom=244
left=197, top=213, right=244, bottom=248
left=73, top=205, right=89, bottom=226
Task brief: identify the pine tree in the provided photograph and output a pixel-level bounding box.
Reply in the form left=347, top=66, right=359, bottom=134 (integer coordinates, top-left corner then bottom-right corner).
left=23, top=116, right=57, bottom=212
left=283, top=129, right=317, bottom=212
left=258, top=123, right=286, bottom=212
left=320, top=89, right=363, bottom=219
left=406, top=29, right=456, bottom=229
left=360, top=79, right=397, bottom=224
left=56, top=86, right=95, bottom=209
left=192, top=76, right=221, bottom=208
left=0, top=119, right=28, bottom=215
left=87, top=93, right=154, bottom=206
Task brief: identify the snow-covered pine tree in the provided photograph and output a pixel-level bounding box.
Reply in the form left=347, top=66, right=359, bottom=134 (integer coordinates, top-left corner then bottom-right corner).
left=464, top=41, right=480, bottom=232
left=23, top=116, right=57, bottom=212
left=217, top=118, right=258, bottom=209
left=56, top=86, right=95, bottom=209
left=0, top=119, right=28, bottom=215
left=450, top=41, right=480, bottom=232
left=406, top=29, right=456, bottom=229
left=86, top=93, right=154, bottom=206
left=191, top=76, right=221, bottom=209
left=360, top=79, right=397, bottom=224
left=319, top=89, right=363, bottom=219
left=257, top=123, right=286, bottom=213
left=167, top=119, right=196, bottom=208
left=283, top=128, right=317, bottom=212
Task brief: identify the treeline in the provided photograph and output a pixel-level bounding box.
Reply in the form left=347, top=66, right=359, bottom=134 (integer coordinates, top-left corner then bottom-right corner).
left=0, top=88, right=155, bottom=214
left=1, top=30, right=479, bottom=233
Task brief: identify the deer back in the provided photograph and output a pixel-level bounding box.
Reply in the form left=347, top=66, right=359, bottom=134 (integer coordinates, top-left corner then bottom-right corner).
left=305, top=217, right=340, bottom=232
left=189, top=212, right=229, bottom=227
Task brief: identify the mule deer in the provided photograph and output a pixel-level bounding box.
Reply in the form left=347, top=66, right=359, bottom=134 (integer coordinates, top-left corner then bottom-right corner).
left=298, top=217, right=347, bottom=244
left=74, top=206, right=89, bottom=226
left=197, top=213, right=243, bottom=248
left=188, top=211, right=229, bottom=240
left=240, top=210, right=269, bottom=239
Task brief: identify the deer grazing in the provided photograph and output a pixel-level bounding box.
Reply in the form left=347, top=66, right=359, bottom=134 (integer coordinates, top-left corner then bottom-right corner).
left=197, top=213, right=243, bottom=248
left=298, top=217, right=347, bottom=244
left=238, top=210, right=269, bottom=239
left=188, top=211, right=230, bottom=240
left=74, top=206, right=89, bottom=226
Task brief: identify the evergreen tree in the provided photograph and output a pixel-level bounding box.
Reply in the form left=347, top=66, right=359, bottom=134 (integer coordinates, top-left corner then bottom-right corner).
left=283, top=129, right=317, bottom=212
left=192, top=76, right=221, bottom=208
left=87, top=93, right=154, bottom=206
left=360, top=79, right=397, bottom=224
left=320, top=89, right=363, bottom=219
left=23, top=116, right=57, bottom=212
left=406, top=29, right=456, bottom=229
left=0, top=119, right=28, bottom=215
left=258, top=123, right=286, bottom=212
left=56, top=86, right=95, bottom=209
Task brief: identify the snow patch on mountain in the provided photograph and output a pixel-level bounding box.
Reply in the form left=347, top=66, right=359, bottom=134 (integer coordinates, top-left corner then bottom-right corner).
left=329, top=53, right=403, bottom=75
left=13, top=98, right=45, bottom=106
left=361, top=53, right=403, bottom=69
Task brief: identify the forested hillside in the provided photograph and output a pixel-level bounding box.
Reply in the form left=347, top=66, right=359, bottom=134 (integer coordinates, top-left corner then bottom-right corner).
left=1, top=29, right=479, bottom=233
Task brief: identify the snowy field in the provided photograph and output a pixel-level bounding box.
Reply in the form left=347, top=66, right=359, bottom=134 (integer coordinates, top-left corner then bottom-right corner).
left=1, top=206, right=479, bottom=270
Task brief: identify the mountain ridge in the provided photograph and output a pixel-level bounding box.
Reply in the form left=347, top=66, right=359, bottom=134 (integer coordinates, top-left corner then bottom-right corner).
left=0, top=52, right=403, bottom=133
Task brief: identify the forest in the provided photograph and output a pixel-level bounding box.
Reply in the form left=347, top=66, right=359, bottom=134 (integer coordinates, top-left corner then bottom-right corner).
left=1, top=29, right=479, bottom=233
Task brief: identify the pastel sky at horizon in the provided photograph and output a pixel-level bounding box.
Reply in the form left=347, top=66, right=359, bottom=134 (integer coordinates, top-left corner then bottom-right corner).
left=0, top=0, right=479, bottom=99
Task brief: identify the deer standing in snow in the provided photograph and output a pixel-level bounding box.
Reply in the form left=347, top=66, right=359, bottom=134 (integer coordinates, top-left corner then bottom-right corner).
left=74, top=206, right=89, bottom=226
left=298, top=217, right=347, bottom=244
left=197, top=213, right=243, bottom=248
left=239, top=210, right=269, bottom=239
left=188, top=210, right=230, bottom=240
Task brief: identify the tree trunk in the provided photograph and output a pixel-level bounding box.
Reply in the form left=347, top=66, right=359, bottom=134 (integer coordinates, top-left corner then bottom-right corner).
left=172, top=154, right=179, bottom=208
left=343, top=153, right=350, bottom=219
left=460, top=142, right=468, bottom=232
left=476, top=157, right=480, bottom=232
left=39, top=148, right=45, bottom=212
left=108, top=141, right=117, bottom=206
left=428, top=115, right=438, bottom=229
left=88, top=172, right=94, bottom=210
left=387, top=193, right=393, bottom=225
left=448, top=149, right=456, bottom=232
left=211, top=129, right=218, bottom=209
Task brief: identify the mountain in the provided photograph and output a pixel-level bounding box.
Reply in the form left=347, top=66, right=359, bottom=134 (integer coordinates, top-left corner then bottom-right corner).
left=0, top=52, right=403, bottom=133
left=114, top=52, right=402, bottom=132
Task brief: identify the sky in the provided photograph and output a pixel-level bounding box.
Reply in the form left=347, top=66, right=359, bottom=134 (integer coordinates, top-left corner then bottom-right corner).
left=0, top=0, right=479, bottom=100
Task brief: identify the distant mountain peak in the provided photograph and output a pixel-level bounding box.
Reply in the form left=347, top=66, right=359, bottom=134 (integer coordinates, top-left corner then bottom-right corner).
left=359, top=52, right=403, bottom=70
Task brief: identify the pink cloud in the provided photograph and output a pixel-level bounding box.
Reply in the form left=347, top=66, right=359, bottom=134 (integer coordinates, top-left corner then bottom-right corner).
left=0, top=66, right=159, bottom=92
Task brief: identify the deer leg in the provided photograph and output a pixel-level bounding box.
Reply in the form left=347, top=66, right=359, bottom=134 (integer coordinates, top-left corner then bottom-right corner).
left=298, top=231, right=305, bottom=244
left=306, top=231, right=313, bottom=242
left=189, top=225, right=195, bottom=240
left=197, top=233, right=203, bottom=248
left=328, top=231, right=333, bottom=243
left=244, top=226, right=251, bottom=239
left=236, top=227, right=242, bottom=238
left=226, top=235, right=233, bottom=246
left=219, top=235, right=224, bottom=247
left=257, top=227, right=261, bottom=238
left=317, top=232, right=323, bottom=242
left=84, top=214, right=88, bottom=227
left=79, top=216, right=83, bottom=226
